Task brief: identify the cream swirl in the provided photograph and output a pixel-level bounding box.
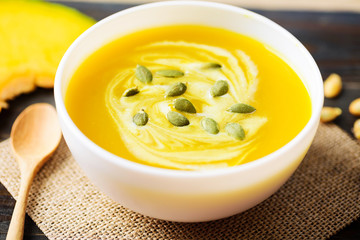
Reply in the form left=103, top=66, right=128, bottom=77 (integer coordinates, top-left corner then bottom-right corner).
left=105, top=41, right=267, bottom=170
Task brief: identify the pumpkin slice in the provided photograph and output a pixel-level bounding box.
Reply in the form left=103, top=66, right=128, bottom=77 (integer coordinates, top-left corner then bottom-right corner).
left=0, top=0, right=95, bottom=111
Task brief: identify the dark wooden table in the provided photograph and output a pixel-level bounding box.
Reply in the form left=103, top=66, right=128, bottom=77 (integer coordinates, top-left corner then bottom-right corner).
left=0, top=1, right=359, bottom=239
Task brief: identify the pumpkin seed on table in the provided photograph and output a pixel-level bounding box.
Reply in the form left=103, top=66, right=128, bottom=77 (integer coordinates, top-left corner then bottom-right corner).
left=135, top=64, right=152, bottom=83
left=174, top=98, right=196, bottom=113
left=353, top=119, right=360, bottom=140
left=201, top=118, right=219, bottom=134
left=349, top=98, right=360, bottom=116
left=133, top=110, right=148, bottom=126
left=202, top=62, right=222, bottom=69
left=320, top=107, right=342, bottom=123
left=156, top=69, right=184, bottom=78
left=167, top=111, right=189, bottom=127
left=123, top=86, right=139, bottom=97
left=324, top=73, right=342, bottom=98
left=165, top=82, right=187, bottom=97
left=227, top=103, right=256, bottom=113
left=211, top=80, right=229, bottom=97
left=225, top=123, right=245, bottom=140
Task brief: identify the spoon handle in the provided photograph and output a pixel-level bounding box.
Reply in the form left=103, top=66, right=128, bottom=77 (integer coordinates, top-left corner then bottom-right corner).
left=6, top=171, right=35, bottom=240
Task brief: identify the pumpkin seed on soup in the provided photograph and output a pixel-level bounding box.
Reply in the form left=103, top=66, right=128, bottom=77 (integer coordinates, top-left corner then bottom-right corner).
left=165, top=82, right=187, bottom=97
left=157, top=69, right=184, bottom=78
left=123, top=86, right=139, bottom=97
left=227, top=103, right=256, bottom=113
left=201, top=118, right=219, bottom=134
left=202, top=62, right=222, bottom=69
left=225, top=123, right=245, bottom=140
left=133, top=110, right=148, bottom=126
left=135, top=64, right=152, bottom=83
left=174, top=98, right=196, bottom=113
left=167, top=111, right=189, bottom=127
left=211, top=80, right=229, bottom=97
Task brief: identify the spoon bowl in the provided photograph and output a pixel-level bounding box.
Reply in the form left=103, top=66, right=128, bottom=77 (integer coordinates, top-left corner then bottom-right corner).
left=6, top=103, right=62, bottom=240
left=11, top=103, right=62, bottom=170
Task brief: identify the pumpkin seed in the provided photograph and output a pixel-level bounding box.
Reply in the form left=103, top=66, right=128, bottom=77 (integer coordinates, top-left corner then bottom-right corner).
left=165, top=82, right=187, bottom=97
left=174, top=98, right=196, bottom=113
left=320, top=107, right=342, bottom=123
left=324, top=73, right=342, bottom=98
left=133, top=110, right=148, bottom=126
left=203, top=62, right=222, bottom=69
left=211, top=80, right=229, bottom=97
left=227, top=103, right=256, bottom=113
left=349, top=98, right=360, bottom=116
left=201, top=118, right=219, bottom=134
left=157, top=69, right=184, bottom=78
left=123, top=86, right=139, bottom=97
left=135, top=64, right=152, bottom=83
left=225, top=123, right=245, bottom=140
left=167, top=111, right=189, bottom=127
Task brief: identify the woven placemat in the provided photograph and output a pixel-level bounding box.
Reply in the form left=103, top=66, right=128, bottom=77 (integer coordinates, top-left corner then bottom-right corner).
left=0, top=123, right=359, bottom=239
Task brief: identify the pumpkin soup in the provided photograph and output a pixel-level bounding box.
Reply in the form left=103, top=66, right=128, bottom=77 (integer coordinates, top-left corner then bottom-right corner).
left=65, top=25, right=311, bottom=170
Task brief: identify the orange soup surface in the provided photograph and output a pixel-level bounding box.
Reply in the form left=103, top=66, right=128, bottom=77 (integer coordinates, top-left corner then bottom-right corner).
left=65, top=25, right=311, bottom=170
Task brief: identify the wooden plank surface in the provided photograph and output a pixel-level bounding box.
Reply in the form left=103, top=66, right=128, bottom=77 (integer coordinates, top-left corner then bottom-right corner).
left=0, top=1, right=359, bottom=239
left=56, top=0, right=360, bottom=13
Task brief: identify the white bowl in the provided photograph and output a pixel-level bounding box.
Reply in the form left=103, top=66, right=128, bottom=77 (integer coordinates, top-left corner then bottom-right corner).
left=54, top=1, right=323, bottom=222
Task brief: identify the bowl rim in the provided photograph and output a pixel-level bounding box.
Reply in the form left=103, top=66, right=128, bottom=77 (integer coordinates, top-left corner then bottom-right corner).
left=54, top=0, right=324, bottom=179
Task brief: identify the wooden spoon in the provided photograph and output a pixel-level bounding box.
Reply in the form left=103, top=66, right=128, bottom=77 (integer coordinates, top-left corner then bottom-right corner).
left=6, top=103, right=62, bottom=240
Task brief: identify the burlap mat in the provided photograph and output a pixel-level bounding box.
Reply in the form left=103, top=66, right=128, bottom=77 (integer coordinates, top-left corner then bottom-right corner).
left=0, top=123, right=359, bottom=239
